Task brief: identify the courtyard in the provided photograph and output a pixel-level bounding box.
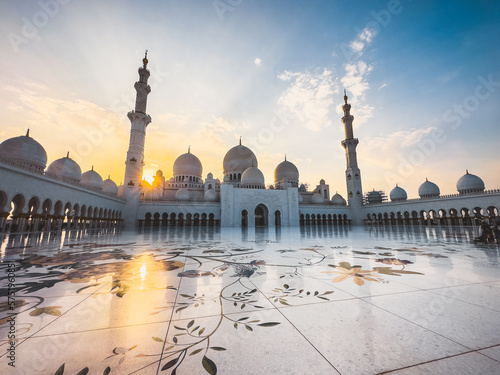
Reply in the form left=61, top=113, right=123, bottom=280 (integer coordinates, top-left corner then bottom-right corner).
left=1, top=225, right=500, bottom=374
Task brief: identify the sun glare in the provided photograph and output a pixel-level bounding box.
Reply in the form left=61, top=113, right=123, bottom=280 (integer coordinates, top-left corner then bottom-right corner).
left=143, top=174, right=154, bottom=185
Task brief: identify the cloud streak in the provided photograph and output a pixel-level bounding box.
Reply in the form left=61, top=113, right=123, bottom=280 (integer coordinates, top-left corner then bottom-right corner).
left=340, top=27, right=378, bottom=127
left=277, top=69, right=338, bottom=131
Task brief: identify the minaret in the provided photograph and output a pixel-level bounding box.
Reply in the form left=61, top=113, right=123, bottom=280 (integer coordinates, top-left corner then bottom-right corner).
left=341, top=90, right=363, bottom=223
left=124, top=51, right=152, bottom=188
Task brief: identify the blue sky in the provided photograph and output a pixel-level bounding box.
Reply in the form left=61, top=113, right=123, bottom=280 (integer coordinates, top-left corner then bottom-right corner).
left=0, top=0, right=499, bottom=198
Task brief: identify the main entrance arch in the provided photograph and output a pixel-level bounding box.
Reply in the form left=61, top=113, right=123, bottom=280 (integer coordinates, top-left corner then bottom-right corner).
left=254, top=204, right=268, bottom=227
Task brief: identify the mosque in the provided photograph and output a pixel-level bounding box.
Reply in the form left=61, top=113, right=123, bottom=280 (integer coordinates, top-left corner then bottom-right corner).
left=0, top=54, right=499, bottom=233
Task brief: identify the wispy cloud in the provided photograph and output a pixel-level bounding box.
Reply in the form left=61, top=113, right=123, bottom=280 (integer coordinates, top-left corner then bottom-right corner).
left=349, top=27, right=376, bottom=56
left=378, top=82, right=388, bottom=90
left=277, top=69, right=338, bottom=131
left=341, top=61, right=373, bottom=99
left=340, top=61, right=374, bottom=126
left=340, top=27, right=378, bottom=127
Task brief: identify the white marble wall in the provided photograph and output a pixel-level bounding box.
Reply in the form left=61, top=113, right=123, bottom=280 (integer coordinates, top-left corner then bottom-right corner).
left=0, top=163, right=125, bottom=216
left=221, top=184, right=299, bottom=227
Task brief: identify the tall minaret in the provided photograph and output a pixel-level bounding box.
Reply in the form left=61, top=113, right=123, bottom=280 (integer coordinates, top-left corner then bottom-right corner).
left=341, top=90, right=363, bottom=223
left=124, top=51, right=152, bottom=188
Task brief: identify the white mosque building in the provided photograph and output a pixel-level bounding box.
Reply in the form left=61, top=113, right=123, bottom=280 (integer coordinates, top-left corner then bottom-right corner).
left=0, top=53, right=499, bottom=233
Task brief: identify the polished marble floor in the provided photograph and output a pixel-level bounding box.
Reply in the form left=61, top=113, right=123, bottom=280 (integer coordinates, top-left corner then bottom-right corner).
left=1, top=225, right=500, bottom=375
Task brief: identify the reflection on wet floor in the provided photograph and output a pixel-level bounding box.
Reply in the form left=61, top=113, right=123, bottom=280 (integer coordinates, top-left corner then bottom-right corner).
left=1, top=225, right=500, bottom=375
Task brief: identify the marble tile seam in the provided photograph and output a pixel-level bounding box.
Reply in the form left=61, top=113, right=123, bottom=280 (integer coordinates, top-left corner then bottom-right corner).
left=155, top=254, right=188, bottom=374
left=28, top=319, right=172, bottom=337
left=0, top=275, right=117, bottom=359
left=425, top=289, right=500, bottom=314
left=375, top=344, right=500, bottom=374
left=248, top=279, right=343, bottom=375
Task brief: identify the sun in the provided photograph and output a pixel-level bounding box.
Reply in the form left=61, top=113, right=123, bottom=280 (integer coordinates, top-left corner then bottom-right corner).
left=142, top=173, right=154, bottom=185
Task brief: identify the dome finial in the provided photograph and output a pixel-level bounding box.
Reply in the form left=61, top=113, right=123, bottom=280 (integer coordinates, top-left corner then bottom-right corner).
left=26, top=128, right=30, bottom=137
left=396, top=183, right=398, bottom=187
left=426, top=177, right=428, bottom=182
left=142, top=49, right=148, bottom=68
left=343, top=89, right=348, bottom=104
left=239, top=136, right=242, bottom=145
left=108, top=174, right=110, bottom=179
left=66, top=151, right=69, bottom=158
left=188, top=145, right=190, bottom=153
left=285, top=154, right=287, bottom=161
left=466, top=169, right=469, bottom=174
left=91, top=165, right=94, bottom=171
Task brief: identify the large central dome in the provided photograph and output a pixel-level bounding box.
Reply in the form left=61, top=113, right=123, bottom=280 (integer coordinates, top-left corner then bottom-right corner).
left=173, top=151, right=202, bottom=178
left=223, top=143, right=257, bottom=175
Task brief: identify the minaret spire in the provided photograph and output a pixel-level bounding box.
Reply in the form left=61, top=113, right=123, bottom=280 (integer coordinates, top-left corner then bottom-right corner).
left=123, top=51, right=152, bottom=189
left=340, top=90, right=363, bottom=223
left=143, top=50, right=148, bottom=68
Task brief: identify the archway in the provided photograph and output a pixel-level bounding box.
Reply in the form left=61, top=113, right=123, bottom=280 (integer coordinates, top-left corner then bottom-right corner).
left=145, top=213, right=152, bottom=226
left=275, top=210, right=281, bottom=226
left=241, top=210, right=248, bottom=227
left=153, top=212, right=160, bottom=227
left=254, top=204, right=268, bottom=227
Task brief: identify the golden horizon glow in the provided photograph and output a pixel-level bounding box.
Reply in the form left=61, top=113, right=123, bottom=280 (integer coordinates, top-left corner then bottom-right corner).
left=142, top=174, right=154, bottom=185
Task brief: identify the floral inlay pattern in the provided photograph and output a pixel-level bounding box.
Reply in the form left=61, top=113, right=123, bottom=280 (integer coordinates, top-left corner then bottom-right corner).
left=0, top=232, right=436, bottom=374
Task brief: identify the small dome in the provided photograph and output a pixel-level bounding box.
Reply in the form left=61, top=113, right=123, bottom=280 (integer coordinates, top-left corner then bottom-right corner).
left=173, top=151, right=202, bottom=178
left=241, top=166, right=265, bottom=188
left=175, top=187, right=191, bottom=200
left=81, top=168, right=103, bottom=190
left=457, top=170, right=484, bottom=195
left=46, top=155, right=82, bottom=183
left=298, top=193, right=303, bottom=203
left=367, top=190, right=383, bottom=204
left=204, top=189, right=219, bottom=201
left=274, top=159, right=299, bottom=184
left=331, top=192, right=347, bottom=206
left=390, top=185, right=407, bottom=201
left=0, top=131, right=47, bottom=172
left=223, top=143, right=258, bottom=175
left=320, top=179, right=325, bottom=185
left=418, top=179, right=440, bottom=198
left=207, top=172, right=214, bottom=180
left=103, top=177, right=118, bottom=195
left=156, top=170, right=163, bottom=177
left=311, top=193, right=324, bottom=204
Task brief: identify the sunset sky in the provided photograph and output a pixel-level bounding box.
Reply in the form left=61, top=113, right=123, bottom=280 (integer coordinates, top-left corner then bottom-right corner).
left=1, top=0, right=499, bottom=198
